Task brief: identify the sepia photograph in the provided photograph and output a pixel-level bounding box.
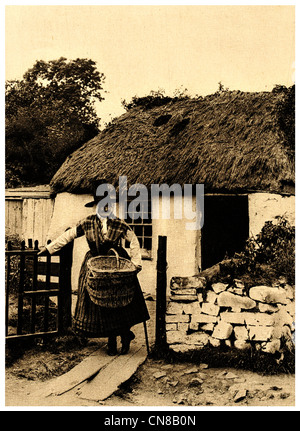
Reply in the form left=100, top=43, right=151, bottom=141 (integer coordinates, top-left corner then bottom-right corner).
left=3, top=2, right=296, bottom=414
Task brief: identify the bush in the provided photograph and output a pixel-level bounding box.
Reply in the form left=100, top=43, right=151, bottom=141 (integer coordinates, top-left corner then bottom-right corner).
left=239, top=216, right=295, bottom=285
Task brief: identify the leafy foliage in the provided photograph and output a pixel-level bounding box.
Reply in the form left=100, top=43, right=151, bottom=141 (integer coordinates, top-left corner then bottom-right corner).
left=239, top=216, right=295, bottom=285
left=210, top=217, right=295, bottom=288
left=6, top=58, right=105, bottom=186
left=121, top=89, right=172, bottom=111
left=121, top=87, right=192, bottom=111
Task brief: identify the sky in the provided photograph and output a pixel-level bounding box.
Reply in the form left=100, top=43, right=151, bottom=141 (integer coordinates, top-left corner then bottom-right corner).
left=5, top=3, right=295, bottom=126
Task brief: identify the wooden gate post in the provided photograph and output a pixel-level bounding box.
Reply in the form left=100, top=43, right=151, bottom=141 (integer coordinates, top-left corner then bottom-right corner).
left=58, top=240, right=74, bottom=333
left=155, top=235, right=167, bottom=349
left=17, top=240, right=26, bottom=335
left=5, top=241, right=12, bottom=337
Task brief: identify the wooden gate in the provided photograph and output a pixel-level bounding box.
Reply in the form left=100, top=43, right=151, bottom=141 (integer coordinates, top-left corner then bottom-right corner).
left=5, top=238, right=73, bottom=342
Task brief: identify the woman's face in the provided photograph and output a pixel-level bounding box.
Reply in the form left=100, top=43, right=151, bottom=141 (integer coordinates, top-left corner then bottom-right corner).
left=96, top=202, right=113, bottom=218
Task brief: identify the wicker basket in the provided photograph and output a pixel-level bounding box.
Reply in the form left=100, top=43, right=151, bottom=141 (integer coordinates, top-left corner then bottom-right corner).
left=86, top=249, right=137, bottom=308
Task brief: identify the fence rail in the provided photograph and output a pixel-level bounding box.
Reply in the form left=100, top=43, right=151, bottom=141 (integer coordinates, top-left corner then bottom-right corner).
left=5, top=238, right=73, bottom=342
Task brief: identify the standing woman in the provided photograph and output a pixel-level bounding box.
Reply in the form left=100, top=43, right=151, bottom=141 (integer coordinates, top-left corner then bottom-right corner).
left=38, top=184, right=150, bottom=356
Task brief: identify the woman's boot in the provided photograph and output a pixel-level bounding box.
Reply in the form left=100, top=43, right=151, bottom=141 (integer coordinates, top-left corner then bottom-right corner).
left=120, top=330, right=135, bottom=355
left=107, top=336, right=117, bottom=356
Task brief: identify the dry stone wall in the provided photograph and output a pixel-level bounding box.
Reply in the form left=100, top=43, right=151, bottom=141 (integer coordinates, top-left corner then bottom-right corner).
left=166, top=275, right=295, bottom=355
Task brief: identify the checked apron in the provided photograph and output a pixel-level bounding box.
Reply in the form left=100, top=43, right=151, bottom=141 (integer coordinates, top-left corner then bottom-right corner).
left=72, top=215, right=150, bottom=337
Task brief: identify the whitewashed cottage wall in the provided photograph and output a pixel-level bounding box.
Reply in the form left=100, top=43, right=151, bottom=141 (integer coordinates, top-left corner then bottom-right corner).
left=248, top=193, right=295, bottom=237
left=46, top=191, right=294, bottom=297
left=46, top=193, right=200, bottom=296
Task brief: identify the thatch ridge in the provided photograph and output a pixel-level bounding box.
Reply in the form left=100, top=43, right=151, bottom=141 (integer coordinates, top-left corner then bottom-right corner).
left=50, top=88, right=295, bottom=195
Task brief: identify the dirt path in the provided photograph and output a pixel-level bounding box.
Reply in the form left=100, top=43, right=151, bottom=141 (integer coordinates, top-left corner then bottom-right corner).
left=5, top=299, right=295, bottom=408
left=5, top=358, right=295, bottom=407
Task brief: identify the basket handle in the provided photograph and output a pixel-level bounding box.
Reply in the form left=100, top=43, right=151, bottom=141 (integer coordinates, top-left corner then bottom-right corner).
left=108, top=248, right=120, bottom=269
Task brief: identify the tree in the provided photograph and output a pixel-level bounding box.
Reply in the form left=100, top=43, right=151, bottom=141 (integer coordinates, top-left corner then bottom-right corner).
left=6, top=57, right=105, bottom=186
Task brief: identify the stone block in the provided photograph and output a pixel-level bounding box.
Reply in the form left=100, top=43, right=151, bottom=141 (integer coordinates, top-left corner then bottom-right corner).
left=206, top=290, right=218, bottom=304
left=201, top=302, right=220, bottom=316
left=258, top=303, right=278, bottom=313
left=285, top=301, right=295, bottom=319
left=182, top=302, right=201, bottom=315
left=212, top=321, right=233, bottom=340
left=249, top=286, right=287, bottom=305
left=211, top=282, right=228, bottom=294
left=166, top=301, right=185, bottom=315
left=191, top=314, right=219, bottom=324
left=234, top=340, right=251, bottom=350
left=171, top=294, right=198, bottom=302
left=186, top=332, right=210, bottom=346
left=243, top=312, right=274, bottom=326
left=234, top=326, right=249, bottom=340
left=220, top=312, right=245, bottom=325
left=209, top=337, right=221, bottom=347
left=189, top=322, right=199, bottom=331
left=170, top=281, right=180, bottom=290
left=178, top=323, right=189, bottom=332
left=261, top=339, right=281, bottom=354
left=281, top=325, right=292, bottom=341
left=166, top=314, right=190, bottom=323
left=171, top=275, right=206, bottom=289
left=227, top=287, right=245, bottom=296
left=248, top=326, right=274, bottom=341
left=284, top=285, right=295, bottom=301
left=171, top=288, right=197, bottom=295
left=197, top=293, right=204, bottom=303
left=166, top=331, right=187, bottom=344
left=200, top=323, right=215, bottom=332
left=217, top=291, right=256, bottom=311
left=169, top=344, right=196, bottom=353
left=166, top=323, right=177, bottom=331
left=273, top=308, right=294, bottom=335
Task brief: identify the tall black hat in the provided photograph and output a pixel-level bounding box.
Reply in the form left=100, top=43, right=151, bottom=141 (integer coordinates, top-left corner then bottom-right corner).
left=84, top=179, right=108, bottom=207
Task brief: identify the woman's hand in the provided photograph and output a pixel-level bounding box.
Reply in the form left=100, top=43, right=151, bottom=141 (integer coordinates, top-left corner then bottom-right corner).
left=135, top=265, right=142, bottom=273
left=37, top=246, right=50, bottom=257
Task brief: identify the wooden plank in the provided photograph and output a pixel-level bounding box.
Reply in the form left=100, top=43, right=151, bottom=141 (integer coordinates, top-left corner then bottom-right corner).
left=5, top=242, right=12, bottom=336
left=5, top=185, right=52, bottom=199
left=5, top=250, right=39, bottom=255
left=23, top=199, right=34, bottom=241
left=37, top=344, right=113, bottom=397
left=17, top=241, right=25, bottom=335
left=30, top=242, right=38, bottom=333
left=44, top=247, right=51, bottom=332
left=6, top=200, right=23, bottom=238
left=5, top=201, right=10, bottom=235
left=58, top=240, right=73, bottom=332
left=24, top=289, right=59, bottom=297
left=6, top=330, right=58, bottom=342
left=78, top=343, right=147, bottom=402
left=16, top=197, right=54, bottom=245
left=43, top=198, right=55, bottom=245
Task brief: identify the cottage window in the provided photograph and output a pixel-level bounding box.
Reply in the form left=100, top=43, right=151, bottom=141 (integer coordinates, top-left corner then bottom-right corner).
left=124, top=199, right=152, bottom=259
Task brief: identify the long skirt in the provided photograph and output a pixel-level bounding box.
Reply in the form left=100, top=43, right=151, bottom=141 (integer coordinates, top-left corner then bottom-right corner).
left=73, top=251, right=150, bottom=338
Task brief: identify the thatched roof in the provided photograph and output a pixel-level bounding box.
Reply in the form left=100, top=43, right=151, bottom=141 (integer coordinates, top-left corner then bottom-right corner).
left=50, top=87, right=295, bottom=195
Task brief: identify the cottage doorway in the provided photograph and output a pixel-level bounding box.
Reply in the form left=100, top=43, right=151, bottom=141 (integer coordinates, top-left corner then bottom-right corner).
left=201, top=195, right=249, bottom=270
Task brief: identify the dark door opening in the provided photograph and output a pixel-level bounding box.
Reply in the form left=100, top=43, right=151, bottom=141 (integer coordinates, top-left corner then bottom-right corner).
left=201, top=195, right=249, bottom=270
